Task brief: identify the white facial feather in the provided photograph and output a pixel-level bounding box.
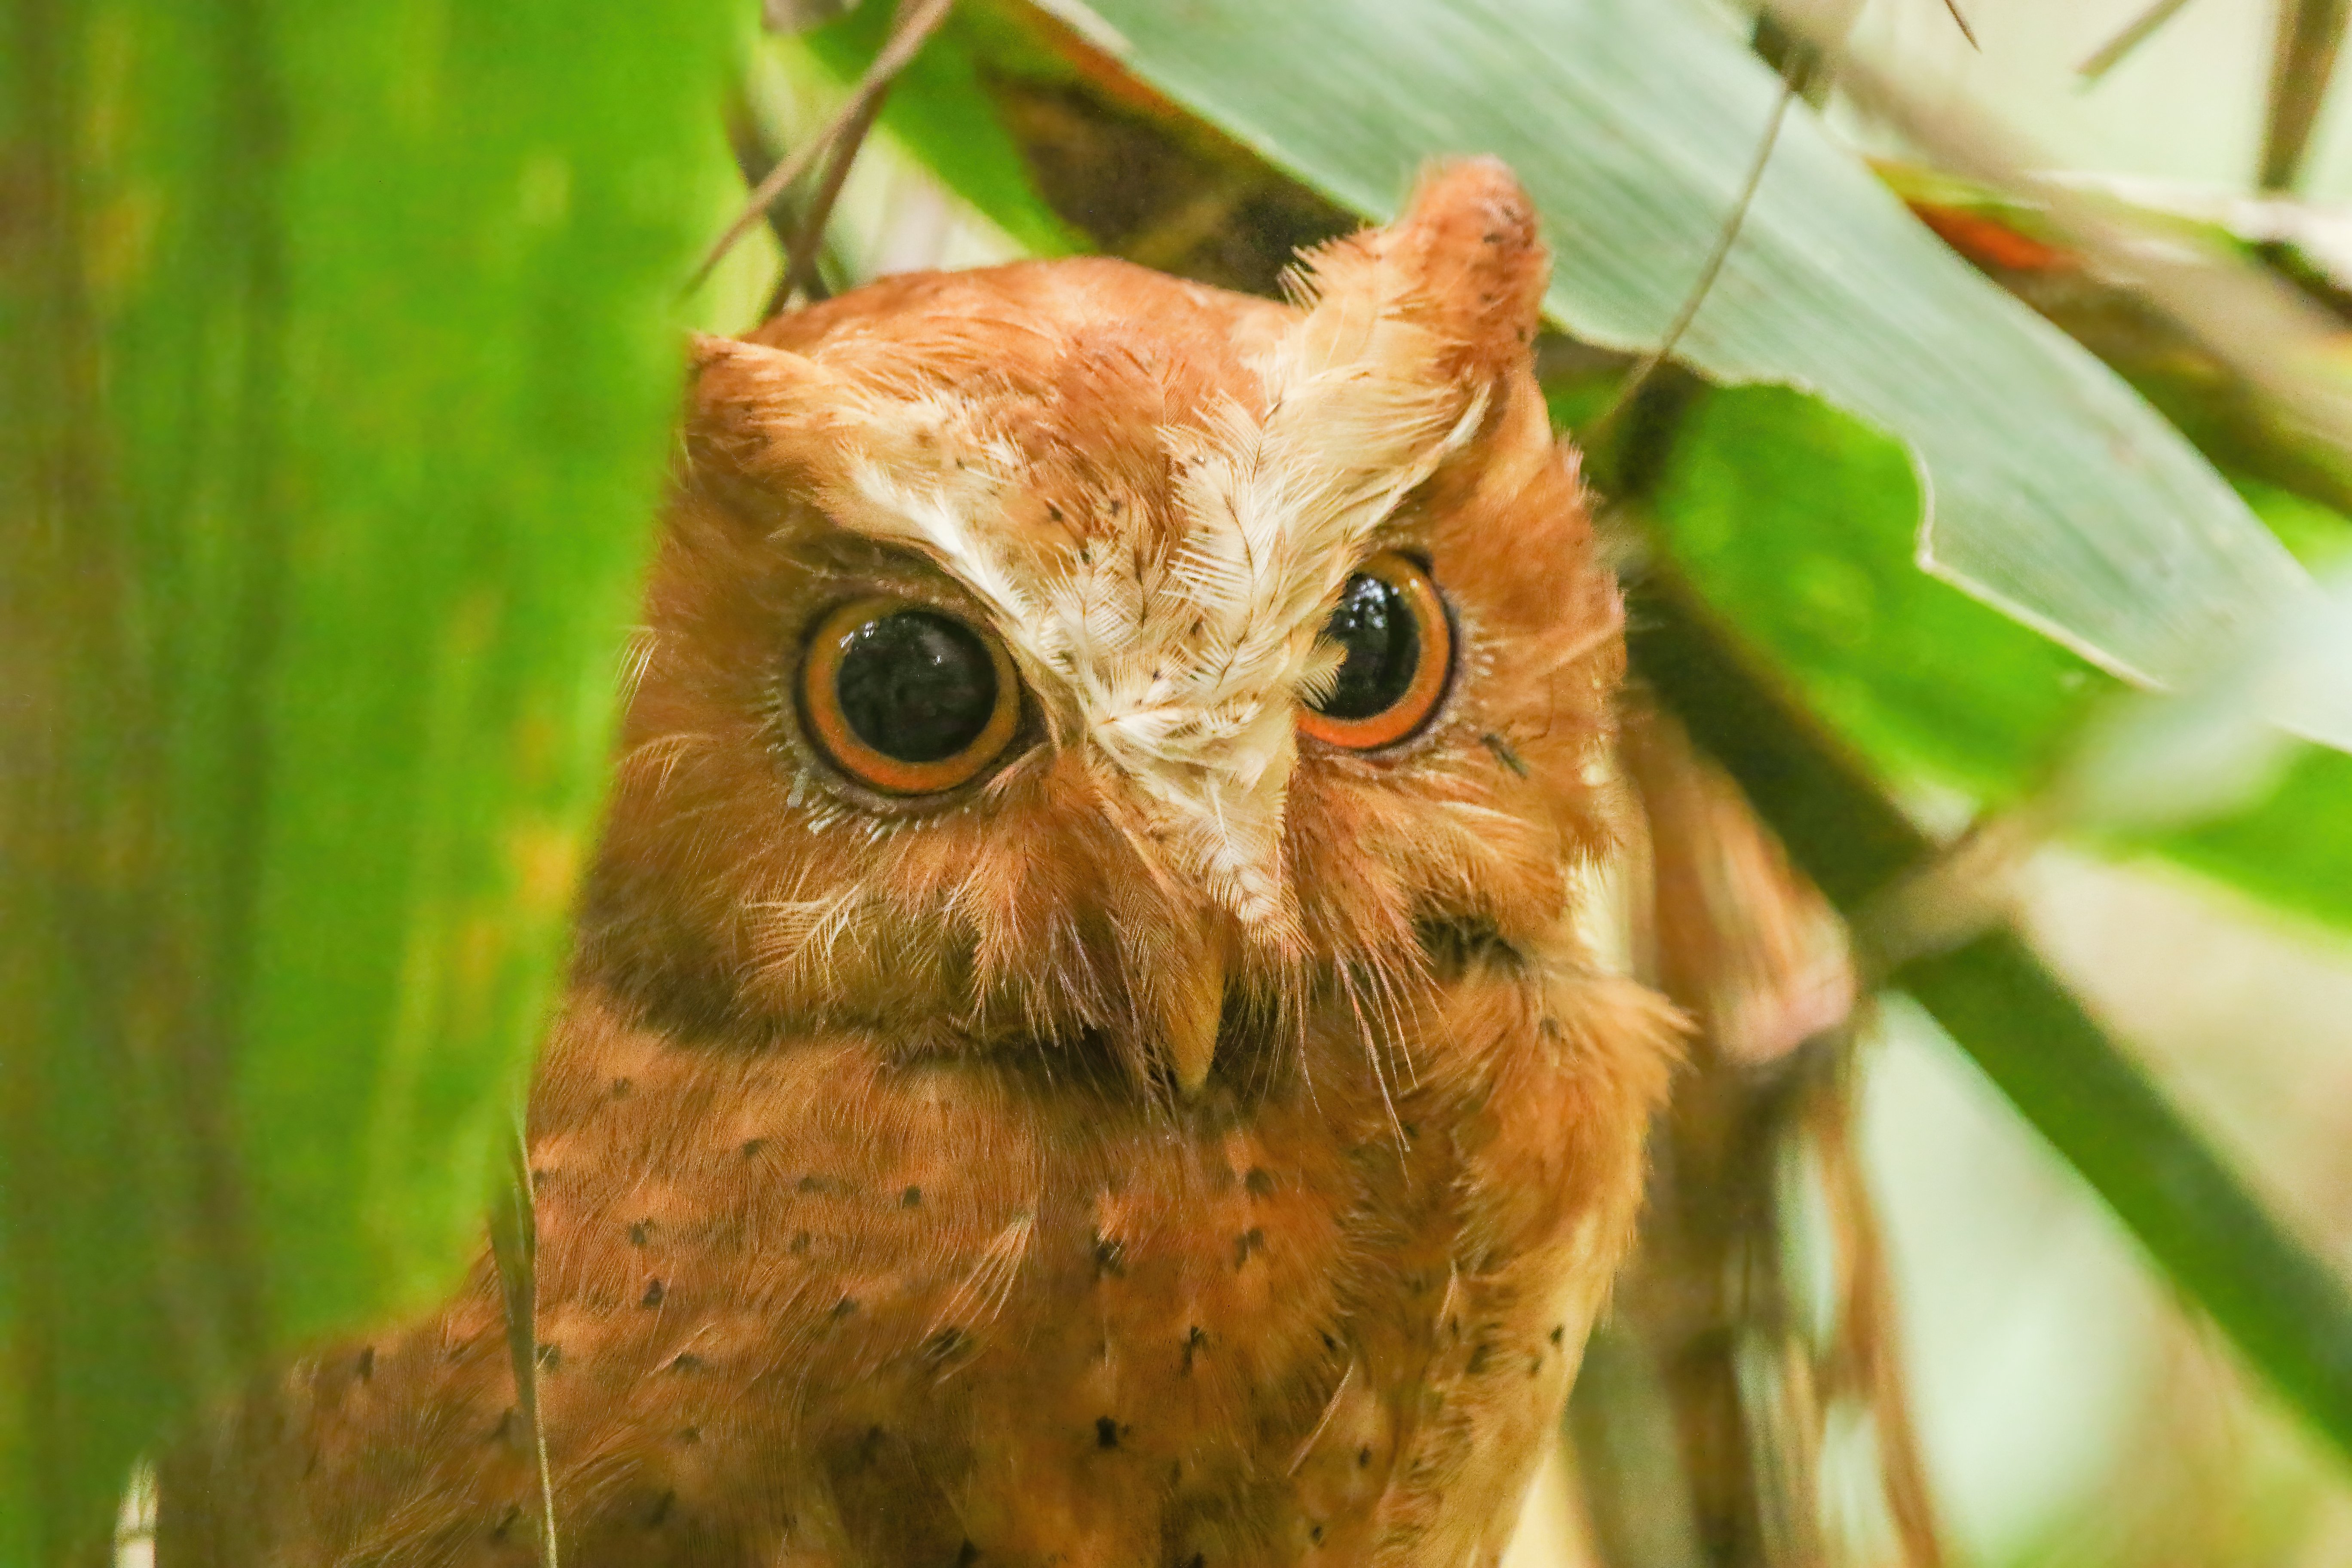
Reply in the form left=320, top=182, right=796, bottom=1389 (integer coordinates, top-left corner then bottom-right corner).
left=749, top=264, right=1488, bottom=928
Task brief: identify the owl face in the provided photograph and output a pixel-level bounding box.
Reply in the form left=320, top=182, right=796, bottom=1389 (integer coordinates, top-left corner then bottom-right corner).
left=581, top=162, right=1626, bottom=1094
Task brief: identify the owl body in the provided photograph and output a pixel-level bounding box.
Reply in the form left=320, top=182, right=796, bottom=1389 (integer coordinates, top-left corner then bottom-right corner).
left=161, top=163, right=1677, bottom=1568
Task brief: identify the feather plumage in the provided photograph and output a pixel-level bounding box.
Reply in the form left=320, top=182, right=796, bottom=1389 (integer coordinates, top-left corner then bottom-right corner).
left=156, top=159, right=1679, bottom=1568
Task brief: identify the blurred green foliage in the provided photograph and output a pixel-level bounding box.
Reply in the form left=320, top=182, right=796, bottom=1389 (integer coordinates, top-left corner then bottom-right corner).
left=2, top=0, right=730, bottom=1557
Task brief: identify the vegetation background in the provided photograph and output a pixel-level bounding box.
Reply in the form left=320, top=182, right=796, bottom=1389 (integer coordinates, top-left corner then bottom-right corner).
left=7, top=0, right=2352, bottom=1564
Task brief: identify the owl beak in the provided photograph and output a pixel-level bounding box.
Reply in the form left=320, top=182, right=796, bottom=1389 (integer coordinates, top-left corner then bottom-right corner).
left=1162, top=918, right=1236, bottom=1096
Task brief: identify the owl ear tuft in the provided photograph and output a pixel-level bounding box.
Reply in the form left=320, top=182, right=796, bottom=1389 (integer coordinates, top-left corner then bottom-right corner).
left=683, top=333, right=858, bottom=488
left=1295, top=158, right=1550, bottom=386
left=686, top=332, right=834, bottom=428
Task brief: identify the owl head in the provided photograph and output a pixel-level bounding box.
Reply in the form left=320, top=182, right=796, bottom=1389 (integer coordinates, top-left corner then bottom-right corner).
left=580, top=160, right=1627, bottom=1097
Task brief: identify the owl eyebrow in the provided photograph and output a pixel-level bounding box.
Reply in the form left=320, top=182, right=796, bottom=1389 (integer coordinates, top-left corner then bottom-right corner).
left=1364, top=515, right=1438, bottom=558
left=766, top=522, right=981, bottom=605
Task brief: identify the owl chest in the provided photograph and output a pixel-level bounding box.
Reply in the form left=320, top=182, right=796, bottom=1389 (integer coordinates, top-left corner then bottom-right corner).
left=519, top=995, right=1515, bottom=1563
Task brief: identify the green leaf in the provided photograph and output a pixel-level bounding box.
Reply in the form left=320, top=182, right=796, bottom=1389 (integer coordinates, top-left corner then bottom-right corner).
left=1650, top=383, right=2352, bottom=937
left=1650, top=383, right=2104, bottom=800
left=2162, top=744, right=2352, bottom=937
left=2, top=0, right=729, bottom=1555
left=1061, top=0, right=2325, bottom=726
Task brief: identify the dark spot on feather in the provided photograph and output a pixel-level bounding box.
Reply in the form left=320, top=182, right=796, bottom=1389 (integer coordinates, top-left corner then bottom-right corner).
left=490, top=1504, right=521, bottom=1541
left=1357, top=1446, right=1373, bottom=1468
left=640, top=1278, right=665, bottom=1308
left=678, top=1426, right=701, bottom=1445
left=796, top=1173, right=834, bottom=1194
left=1481, top=732, right=1530, bottom=776
left=1243, top=1167, right=1274, bottom=1197
left=1091, top=1232, right=1127, bottom=1278
left=301, top=1446, right=318, bottom=1479
left=1096, top=1416, right=1120, bottom=1449
left=901, top=1185, right=922, bottom=1207
left=355, top=1346, right=374, bottom=1382
left=1181, top=1324, right=1208, bottom=1375
left=860, top=1425, right=887, bottom=1465
left=1539, top=1018, right=1562, bottom=1042
left=1047, top=504, right=1064, bottom=524
left=530, top=1167, right=554, bottom=1186
left=1310, top=1524, right=1326, bottom=1545
left=926, top=1327, right=966, bottom=1363
left=1321, top=1332, right=1339, bottom=1353
left=646, top=1490, right=674, bottom=1528
left=831, top=1294, right=859, bottom=1320
left=628, top=1220, right=652, bottom=1246
left=788, top=1230, right=813, bottom=1257
left=489, top=1407, right=514, bottom=1443
left=1467, top=1341, right=1494, bottom=1375
left=1232, top=1227, right=1265, bottom=1268
left=1529, top=1354, right=1545, bottom=1377
left=956, top=1543, right=982, bottom=1568
left=1549, top=1325, right=1566, bottom=1347
left=740, top=1138, right=765, bottom=1159
left=1185, top=1555, right=1205, bottom=1568
left=536, top=1343, right=562, bottom=1372
left=609, top=1077, right=632, bottom=1100
left=669, top=1352, right=705, bottom=1374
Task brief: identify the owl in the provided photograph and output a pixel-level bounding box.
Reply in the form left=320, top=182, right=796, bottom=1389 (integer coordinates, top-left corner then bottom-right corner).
left=159, top=159, right=1678, bottom=1568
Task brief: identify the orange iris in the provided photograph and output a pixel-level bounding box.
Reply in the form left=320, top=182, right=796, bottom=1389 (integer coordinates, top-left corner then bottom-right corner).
left=799, top=596, right=1023, bottom=796
left=1297, top=552, right=1453, bottom=751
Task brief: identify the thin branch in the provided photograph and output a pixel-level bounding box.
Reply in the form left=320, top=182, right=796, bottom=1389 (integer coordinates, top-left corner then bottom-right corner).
left=689, top=0, right=955, bottom=290
left=778, top=53, right=899, bottom=304
left=724, top=92, right=810, bottom=256
left=1807, top=1072, right=1948, bottom=1568
left=2078, top=0, right=2202, bottom=82
left=490, top=1124, right=558, bottom=1568
left=2262, top=0, right=2352, bottom=193
left=1939, top=0, right=1980, bottom=50
left=1587, top=0, right=1867, bottom=444
left=1583, top=78, right=1798, bottom=444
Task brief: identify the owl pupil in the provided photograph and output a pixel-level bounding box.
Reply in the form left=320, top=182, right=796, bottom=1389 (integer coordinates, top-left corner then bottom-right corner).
left=833, top=611, right=1000, bottom=763
left=1316, top=573, right=1421, bottom=720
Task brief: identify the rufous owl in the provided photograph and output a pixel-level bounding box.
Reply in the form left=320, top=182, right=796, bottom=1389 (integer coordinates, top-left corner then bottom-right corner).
left=159, top=160, right=1678, bottom=1568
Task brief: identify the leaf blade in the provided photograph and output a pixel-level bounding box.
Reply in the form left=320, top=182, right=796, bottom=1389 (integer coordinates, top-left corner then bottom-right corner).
left=1648, top=382, right=2352, bottom=937
left=1069, top=0, right=2319, bottom=706
left=3, top=0, right=731, bottom=1551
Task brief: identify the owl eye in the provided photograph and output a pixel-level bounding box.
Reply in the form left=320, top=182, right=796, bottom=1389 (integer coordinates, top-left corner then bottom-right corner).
left=1298, top=551, right=1454, bottom=751
left=799, top=596, right=1023, bottom=796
